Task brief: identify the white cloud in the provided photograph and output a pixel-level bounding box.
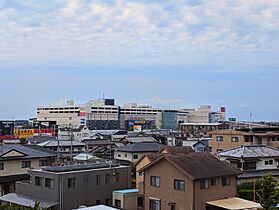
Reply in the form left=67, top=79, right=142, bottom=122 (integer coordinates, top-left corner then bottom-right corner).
left=0, top=0, right=278, bottom=70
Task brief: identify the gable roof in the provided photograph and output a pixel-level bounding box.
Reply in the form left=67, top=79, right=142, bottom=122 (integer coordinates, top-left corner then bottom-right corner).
left=159, top=146, right=194, bottom=155
left=38, top=140, right=85, bottom=147
left=116, top=142, right=163, bottom=153
left=123, top=136, right=157, bottom=143
left=218, top=145, right=279, bottom=158
left=140, top=152, right=241, bottom=180
left=0, top=144, right=56, bottom=160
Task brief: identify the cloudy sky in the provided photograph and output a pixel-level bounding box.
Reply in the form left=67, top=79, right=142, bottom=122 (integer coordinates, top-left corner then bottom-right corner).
left=0, top=0, right=278, bottom=121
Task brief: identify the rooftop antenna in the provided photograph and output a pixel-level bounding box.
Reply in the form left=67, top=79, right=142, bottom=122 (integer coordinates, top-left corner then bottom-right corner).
left=102, top=94, right=105, bottom=100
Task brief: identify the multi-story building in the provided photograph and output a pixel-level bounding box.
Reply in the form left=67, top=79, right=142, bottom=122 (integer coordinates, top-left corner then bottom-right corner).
left=138, top=151, right=241, bottom=210
left=0, top=144, right=56, bottom=196
left=37, top=98, right=226, bottom=130
left=0, top=163, right=131, bottom=210
left=37, top=100, right=85, bottom=128
left=209, top=129, right=279, bottom=154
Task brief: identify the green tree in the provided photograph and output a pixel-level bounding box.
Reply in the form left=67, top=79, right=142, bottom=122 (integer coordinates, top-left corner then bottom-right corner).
left=257, top=174, right=279, bottom=210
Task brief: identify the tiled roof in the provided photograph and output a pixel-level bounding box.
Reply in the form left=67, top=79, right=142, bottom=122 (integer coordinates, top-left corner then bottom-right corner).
left=238, top=169, right=279, bottom=179
left=0, top=144, right=56, bottom=160
left=124, top=136, right=157, bottom=143
left=116, top=142, right=163, bottom=152
left=218, top=145, right=279, bottom=158
left=160, top=146, right=194, bottom=155
left=38, top=140, right=85, bottom=147
left=140, top=152, right=241, bottom=180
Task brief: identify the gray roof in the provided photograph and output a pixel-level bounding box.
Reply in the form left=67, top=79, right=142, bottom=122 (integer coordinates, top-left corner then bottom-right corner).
left=38, top=140, right=85, bottom=147
left=124, top=136, right=157, bottom=143
left=238, top=169, right=279, bottom=179
left=0, top=193, right=58, bottom=208
left=0, top=144, right=56, bottom=160
left=218, top=145, right=279, bottom=158
left=116, top=142, right=163, bottom=152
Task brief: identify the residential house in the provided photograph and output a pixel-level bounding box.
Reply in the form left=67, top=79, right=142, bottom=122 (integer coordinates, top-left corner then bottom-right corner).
left=138, top=152, right=241, bottom=210
left=37, top=139, right=85, bottom=161
left=0, top=144, right=56, bottom=196
left=59, top=125, right=90, bottom=142
left=114, top=142, right=163, bottom=163
left=0, top=162, right=131, bottom=210
left=217, top=145, right=279, bottom=183
left=209, top=129, right=279, bottom=154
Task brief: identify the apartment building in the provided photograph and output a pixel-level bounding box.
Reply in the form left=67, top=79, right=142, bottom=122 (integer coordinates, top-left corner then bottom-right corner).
left=0, top=163, right=131, bottom=210
left=209, top=129, right=279, bottom=154
left=0, top=144, right=56, bottom=196
left=139, top=152, right=241, bottom=210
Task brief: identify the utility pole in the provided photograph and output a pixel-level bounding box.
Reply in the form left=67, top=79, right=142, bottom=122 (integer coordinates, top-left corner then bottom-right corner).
left=69, top=123, right=73, bottom=162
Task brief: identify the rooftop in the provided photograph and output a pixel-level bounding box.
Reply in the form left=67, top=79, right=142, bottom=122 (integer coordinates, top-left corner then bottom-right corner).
left=0, top=144, right=56, bottom=160
left=218, top=145, right=279, bottom=158
left=113, top=189, right=139, bottom=194
left=116, top=142, right=163, bottom=153
left=43, top=162, right=122, bottom=173
left=140, top=152, right=241, bottom=180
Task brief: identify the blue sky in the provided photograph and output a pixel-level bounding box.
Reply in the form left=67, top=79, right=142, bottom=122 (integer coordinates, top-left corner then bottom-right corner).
left=0, top=0, right=278, bottom=121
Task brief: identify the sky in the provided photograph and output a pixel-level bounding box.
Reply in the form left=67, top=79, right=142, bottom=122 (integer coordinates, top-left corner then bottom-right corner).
left=0, top=0, right=278, bottom=121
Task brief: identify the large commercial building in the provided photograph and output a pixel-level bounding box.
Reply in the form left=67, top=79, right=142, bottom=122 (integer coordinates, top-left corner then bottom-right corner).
left=37, top=98, right=226, bottom=130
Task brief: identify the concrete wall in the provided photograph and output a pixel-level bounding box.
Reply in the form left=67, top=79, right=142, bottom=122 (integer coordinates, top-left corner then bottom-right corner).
left=16, top=166, right=131, bottom=210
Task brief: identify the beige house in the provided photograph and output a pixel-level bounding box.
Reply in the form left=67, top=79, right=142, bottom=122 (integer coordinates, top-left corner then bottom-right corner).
left=0, top=144, right=56, bottom=196
left=209, top=130, right=279, bottom=154
left=139, top=152, right=241, bottom=210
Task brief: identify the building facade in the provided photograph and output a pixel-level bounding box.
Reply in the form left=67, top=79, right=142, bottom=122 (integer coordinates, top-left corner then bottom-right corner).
left=1, top=163, right=131, bottom=210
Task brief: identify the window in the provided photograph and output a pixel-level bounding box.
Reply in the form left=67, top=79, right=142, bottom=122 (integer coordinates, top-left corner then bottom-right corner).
left=39, top=160, right=48, bottom=167
left=0, top=163, right=4, bottom=170
left=35, top=176, right=43, bottom=186
left=265, top=160, right=274, bottom=165
left=22, top=161, right=31, bottom=168
left=45, top=178, right=54, bottom=188
left=174, top=179, right=185, bottom=191
left=150, top=176, right=160, bottom=187
left=125, top=154, right=127, bottom=157
left=211, top=178, right=216, bottom=186
left=114, top=199, right=121, bottom=207
left=222, top=177, right=231, bottom=186
left=216, top=136, right=223, bottom=141
left=116, top=172, right=120, bottom=183
left=200, top=179, right=209, bottom=189
left=96, top=200, right=101, bottom=205
left=118, top=154, right=121, bottom=157
left=68, top=178, right=76, bottom=188
left=231, top=136, right=239, bottom=142
left=105, top=198, right=111, bottom=205
left=96, top=174, right=101, bottom=185
left=217, top=149, right=223, bottom=152
left=138, top=197, right=144, bottom=208
left=133, top=154, right=138, bottom=159
left=149, top=199, right=160, bottom=210
left=170, top=203, right=176, bottom=210
left=105, top=174, right=110, bottom=184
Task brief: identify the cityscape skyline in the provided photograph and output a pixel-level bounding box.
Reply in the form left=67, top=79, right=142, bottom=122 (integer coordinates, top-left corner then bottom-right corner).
left=0, top=0, right=278, bottom=121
